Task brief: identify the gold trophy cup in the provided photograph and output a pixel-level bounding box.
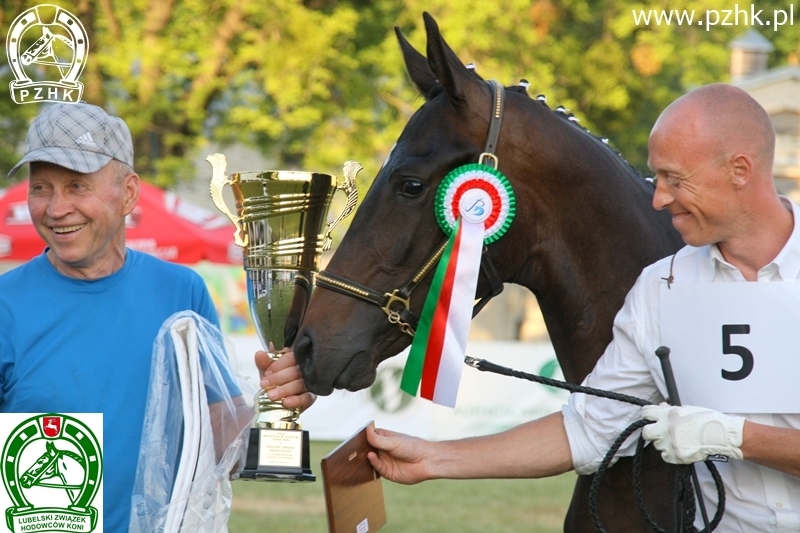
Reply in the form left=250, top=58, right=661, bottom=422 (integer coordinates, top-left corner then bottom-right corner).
left=208, top=153, right=359, bottom=482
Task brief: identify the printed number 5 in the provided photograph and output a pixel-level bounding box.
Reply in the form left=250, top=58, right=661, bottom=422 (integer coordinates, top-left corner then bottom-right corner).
left=721, top=324, right=753, bottom=381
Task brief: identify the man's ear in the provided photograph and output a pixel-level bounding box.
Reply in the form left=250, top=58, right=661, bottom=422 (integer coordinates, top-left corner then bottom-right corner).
left=122, top=171, right=140, bottom=215
left=729, top=154, right=754, bottom=189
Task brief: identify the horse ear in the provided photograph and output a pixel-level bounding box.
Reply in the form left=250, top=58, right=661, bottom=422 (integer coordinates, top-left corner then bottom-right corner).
left=395, top=27, right=438, bottom=98
left=422, top=12, right=482, bottom=108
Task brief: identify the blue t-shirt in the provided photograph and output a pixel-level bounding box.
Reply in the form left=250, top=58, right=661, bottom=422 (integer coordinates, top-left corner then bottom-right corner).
left=0, top=250, right=219, bottom=532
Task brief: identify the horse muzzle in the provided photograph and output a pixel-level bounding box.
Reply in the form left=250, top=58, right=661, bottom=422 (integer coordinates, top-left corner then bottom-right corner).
left=294, top=332, right=378, bottom=395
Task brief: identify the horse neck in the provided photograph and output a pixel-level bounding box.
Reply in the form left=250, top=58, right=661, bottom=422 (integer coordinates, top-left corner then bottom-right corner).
left=502, top=111, right=682, bottom=382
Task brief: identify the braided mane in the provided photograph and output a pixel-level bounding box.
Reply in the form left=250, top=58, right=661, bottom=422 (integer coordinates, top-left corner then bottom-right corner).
left=424, top=69, right=654, bottom=186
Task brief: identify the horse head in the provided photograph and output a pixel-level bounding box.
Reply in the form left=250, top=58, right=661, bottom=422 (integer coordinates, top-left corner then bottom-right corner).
left=294, top=13, right=682, bottom=396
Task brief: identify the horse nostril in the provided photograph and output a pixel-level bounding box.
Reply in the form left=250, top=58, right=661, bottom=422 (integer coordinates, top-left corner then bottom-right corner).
left=293, top=334, right=313, bottom=375
left=294, top=333, right=330, bottom=395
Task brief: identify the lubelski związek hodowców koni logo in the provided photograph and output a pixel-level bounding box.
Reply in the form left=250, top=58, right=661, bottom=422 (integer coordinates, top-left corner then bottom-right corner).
left=5, top=4, right=89, bottom=104
left=1, top=414, right=103, bottom=533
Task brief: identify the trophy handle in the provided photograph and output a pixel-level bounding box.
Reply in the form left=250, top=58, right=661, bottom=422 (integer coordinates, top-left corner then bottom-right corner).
left=322, top=160, right=361, bottom=251
left=207, top=153, right=248, bottom=247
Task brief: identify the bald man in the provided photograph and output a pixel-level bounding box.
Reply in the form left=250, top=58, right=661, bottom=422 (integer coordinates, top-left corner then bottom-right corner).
left=366, top=84, right=800, bottom=531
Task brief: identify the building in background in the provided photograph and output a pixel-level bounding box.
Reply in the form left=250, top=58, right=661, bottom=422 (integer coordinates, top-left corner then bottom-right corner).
left=730, top=29, right=800, bottom=196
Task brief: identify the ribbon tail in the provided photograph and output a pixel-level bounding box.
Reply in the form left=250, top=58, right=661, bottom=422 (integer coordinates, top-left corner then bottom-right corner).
left=400, top=218, right=484, bottom=408
left=401, top=223, right=459, bottom=396
left=430, top=219, right=484, bottom=407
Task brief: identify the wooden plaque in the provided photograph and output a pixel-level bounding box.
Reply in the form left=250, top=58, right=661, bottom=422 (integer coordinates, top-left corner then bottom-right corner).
left=321, top=422, right=386, bottom=533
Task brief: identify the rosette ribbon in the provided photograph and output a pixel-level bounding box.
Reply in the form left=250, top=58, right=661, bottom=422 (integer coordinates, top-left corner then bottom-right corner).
left=401, top=164, right=515, bottom=407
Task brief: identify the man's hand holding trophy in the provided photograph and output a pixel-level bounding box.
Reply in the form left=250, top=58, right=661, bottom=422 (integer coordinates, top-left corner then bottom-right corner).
left=208, top=153, right=360, bottom=482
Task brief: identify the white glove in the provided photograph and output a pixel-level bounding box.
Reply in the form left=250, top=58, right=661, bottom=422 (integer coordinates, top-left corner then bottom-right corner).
left=641, top=404, right=745, bottom=464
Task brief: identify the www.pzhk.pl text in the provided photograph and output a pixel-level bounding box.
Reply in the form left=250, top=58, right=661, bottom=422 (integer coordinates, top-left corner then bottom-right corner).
left=632, top=4, right=795, bottom=31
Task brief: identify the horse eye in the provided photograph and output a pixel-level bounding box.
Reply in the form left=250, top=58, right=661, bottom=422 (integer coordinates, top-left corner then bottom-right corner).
left=400, top=180, right=424, bottom=197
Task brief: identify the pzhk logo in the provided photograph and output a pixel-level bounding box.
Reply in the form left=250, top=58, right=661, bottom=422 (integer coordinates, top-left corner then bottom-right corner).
left=1, top=414, right=102, bottom=532
left=6, top=5, right=89, bottom=104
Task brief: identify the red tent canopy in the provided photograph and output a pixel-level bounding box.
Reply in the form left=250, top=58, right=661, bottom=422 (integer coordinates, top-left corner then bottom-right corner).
left=0, top=180, right=241, bottom=264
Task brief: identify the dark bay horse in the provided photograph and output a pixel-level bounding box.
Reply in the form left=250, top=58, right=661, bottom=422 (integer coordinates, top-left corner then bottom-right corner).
left=294, top=13, right=685, bottom=532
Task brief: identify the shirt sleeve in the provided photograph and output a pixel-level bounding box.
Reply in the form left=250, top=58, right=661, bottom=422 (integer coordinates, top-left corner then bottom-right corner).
left=562, top=269, right=667, bottom=474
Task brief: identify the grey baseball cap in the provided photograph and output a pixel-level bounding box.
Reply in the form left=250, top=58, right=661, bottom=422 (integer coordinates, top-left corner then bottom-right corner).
left=8, top=102, right=134, bottom=177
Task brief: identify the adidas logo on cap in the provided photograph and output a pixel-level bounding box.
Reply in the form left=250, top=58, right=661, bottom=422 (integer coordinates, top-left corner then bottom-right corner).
left=7, top=102, right=134, bottom=177
left=75, top=132, right=98, bottom=148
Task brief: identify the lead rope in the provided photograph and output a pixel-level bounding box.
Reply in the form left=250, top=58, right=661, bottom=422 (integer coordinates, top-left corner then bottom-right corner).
left=464, top=356, right=725, bottom=533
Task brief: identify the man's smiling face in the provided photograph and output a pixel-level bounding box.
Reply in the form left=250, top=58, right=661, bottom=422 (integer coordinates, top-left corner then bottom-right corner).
left=27, top=160, right=138, bottom=279
left=648, top=105, right=740, bottom=248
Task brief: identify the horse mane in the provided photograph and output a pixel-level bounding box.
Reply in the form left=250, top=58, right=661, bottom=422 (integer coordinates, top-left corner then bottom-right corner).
left=528, top=87, right=656, bottom=188
left=420, top=69, right=655, bottom=188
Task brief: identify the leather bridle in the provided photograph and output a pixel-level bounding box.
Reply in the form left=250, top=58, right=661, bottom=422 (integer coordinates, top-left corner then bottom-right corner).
left=315, top=80, right=508, bottom=336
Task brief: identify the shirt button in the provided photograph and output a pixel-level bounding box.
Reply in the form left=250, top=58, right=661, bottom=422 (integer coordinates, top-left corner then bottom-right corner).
left=776, top=502, right=784, bottom=508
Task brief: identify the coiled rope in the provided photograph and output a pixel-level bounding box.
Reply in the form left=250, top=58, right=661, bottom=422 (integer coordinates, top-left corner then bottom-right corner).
left=464, top=356, right=726, bottom=532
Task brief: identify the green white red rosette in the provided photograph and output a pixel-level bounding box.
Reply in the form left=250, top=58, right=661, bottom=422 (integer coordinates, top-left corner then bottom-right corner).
left=401, top=163, right=516, bottom=407
left=435, top=163, right=516, bottom=244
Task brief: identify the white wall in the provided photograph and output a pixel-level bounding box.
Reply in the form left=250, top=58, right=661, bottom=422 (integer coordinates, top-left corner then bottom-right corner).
left=229, top=337, right=568, bottom=442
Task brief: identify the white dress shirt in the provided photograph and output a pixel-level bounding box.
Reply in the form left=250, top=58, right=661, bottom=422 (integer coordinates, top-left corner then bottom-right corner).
left=562, top=197, right=800, bottom=532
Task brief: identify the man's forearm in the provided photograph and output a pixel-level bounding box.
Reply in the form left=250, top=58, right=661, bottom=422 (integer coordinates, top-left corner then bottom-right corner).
left=741, top=421, right=800, bottom=478
left=430, top=412, right=574, bottom=480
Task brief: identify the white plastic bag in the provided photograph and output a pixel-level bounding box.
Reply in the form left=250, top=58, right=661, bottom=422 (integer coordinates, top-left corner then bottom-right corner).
left=129, top=311, right=256, bottom=533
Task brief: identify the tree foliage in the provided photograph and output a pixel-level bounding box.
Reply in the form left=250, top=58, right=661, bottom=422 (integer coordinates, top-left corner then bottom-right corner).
left=1, top=0, right=798, bottom=190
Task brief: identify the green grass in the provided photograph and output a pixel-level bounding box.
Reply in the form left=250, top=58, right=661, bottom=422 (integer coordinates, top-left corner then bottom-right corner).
left=230, top=441, right=576, bottom=533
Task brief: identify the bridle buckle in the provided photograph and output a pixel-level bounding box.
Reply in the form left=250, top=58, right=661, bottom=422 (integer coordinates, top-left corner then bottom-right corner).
left=382, top=289, right=410, bottom=318
left=381, top=290, right=415, bottom=336
left=478, top=152, right=499, bottom=169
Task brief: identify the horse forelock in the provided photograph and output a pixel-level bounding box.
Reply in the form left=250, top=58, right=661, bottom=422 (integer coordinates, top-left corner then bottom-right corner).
left=391, top=96, right=481, bottom=168
left=417, top=65, right=486, bottom=101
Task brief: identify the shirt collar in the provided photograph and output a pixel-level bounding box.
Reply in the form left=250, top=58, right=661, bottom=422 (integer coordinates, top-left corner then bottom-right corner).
left=708, top=196, right=800, bottom=280
left=769, top=197, right=800, bottom=280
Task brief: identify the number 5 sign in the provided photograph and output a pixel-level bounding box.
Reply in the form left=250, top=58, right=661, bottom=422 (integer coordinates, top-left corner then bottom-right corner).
left=660, top=282, right=800, bottom=414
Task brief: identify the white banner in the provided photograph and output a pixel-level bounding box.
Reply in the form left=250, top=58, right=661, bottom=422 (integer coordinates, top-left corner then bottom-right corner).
left=661, top=281, right=800, bottom=413
left=229, top=337, right=568, bottom=441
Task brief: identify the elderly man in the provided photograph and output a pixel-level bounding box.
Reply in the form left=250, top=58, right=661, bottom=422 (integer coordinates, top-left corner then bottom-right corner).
left=366, top=84, right=800, bottom=531
left=0, top=103, right=313, bottom=531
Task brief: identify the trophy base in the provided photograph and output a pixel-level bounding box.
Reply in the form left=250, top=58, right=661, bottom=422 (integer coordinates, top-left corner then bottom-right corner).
left=237, top=469, right=317, bottom=483
left=236, top=427, right=316, bottom=483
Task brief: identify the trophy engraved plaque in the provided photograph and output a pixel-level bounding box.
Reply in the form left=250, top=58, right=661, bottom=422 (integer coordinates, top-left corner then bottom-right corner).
left=208, top=153, right=360, bottom=482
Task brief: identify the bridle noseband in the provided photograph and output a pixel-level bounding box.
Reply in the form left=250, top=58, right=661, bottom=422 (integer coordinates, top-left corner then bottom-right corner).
left=316, top=239, right=450, bottom=336
left=315, top=80, right=507, bottom=336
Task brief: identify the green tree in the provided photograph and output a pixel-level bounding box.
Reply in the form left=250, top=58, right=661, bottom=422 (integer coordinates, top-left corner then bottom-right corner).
left=1, top=0, right=798, bottom=191
left=1, top=0, right=398, bottom=190
left=392, top=0, right=799, bottom=173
